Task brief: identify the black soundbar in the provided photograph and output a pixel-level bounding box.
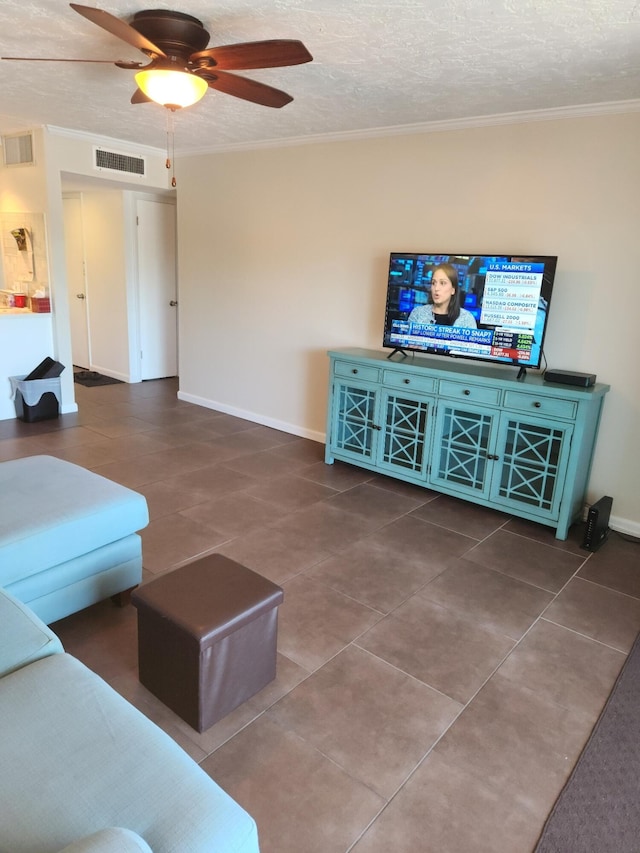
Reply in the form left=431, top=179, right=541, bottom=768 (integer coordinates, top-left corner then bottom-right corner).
left=544, top=369, right=596, bottom=387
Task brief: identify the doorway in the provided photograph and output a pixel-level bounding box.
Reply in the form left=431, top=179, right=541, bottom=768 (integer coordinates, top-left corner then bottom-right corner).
left=63, top=196, right=90, bottom=369
left=61, top=189, right=177, bottom=382
left=136, top=197, right=178, bottom=380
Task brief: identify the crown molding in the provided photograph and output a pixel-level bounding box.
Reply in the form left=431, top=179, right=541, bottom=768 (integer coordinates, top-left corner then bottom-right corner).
left=44, top=124, right=165, bottom=157
left=182, top=98, right=640, bottom=157
left=23, top=98, right=640, bottom=160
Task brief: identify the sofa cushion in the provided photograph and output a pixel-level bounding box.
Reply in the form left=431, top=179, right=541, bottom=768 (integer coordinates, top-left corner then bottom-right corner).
left=0, top=455, right=149, bottom=587
left=0, top=653, right=259, bottom=853
left=7, top=536, right=141, bottom=603
left=0, top=586, right=63, bottom=677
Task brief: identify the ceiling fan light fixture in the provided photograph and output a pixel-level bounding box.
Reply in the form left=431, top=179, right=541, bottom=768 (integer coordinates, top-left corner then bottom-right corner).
left=135, top=68, right=208, bottom=108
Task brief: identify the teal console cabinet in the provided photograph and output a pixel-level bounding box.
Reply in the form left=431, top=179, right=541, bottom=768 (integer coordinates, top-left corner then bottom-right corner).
left=325, top=348, right=609, bottom=540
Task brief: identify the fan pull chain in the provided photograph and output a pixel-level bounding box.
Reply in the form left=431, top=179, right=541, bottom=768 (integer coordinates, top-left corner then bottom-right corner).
left=166, top=109, right=177, bottom=188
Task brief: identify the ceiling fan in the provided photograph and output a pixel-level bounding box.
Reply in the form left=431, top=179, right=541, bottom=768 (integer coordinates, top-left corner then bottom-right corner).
left=2, top=3, right=313, bottom=110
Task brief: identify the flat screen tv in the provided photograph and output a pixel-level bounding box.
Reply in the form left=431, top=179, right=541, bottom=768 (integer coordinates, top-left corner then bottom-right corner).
left=382, top=252, right=558, bottom=371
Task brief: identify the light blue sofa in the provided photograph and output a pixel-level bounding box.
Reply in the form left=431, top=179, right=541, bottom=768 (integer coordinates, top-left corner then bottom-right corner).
left=0, top=455, right=149, bottom=624
left=0, top=587, right=260, bottom=853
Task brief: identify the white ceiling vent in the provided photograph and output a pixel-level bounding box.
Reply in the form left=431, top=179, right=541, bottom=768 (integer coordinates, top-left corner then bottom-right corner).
left=93, top=146, right=146, bottom=177
left=2, top=132, right=34, bottom=167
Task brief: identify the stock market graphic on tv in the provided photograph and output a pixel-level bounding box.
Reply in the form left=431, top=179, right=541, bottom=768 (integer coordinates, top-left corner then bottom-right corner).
left=382, top=252, right=557, bottom=369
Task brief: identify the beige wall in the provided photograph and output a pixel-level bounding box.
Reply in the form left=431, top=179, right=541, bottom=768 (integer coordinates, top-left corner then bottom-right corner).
left=176, top=111, right=640, bottom=534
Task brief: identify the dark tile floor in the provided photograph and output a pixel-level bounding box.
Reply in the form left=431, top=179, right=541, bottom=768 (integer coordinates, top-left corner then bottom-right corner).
left=3, top=377, right=640, bottom=853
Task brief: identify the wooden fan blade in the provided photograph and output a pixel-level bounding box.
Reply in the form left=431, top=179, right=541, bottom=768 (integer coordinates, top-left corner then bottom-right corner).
left=70, top=3, right=166, bottom=58
left=131, top=88, right=151, bottom=104
left=198, top=69, right=293, bottom=108
left=1, top=57, right=143, bottom=67
left=200, top=69, right=293, bottom=108
left=192, top=40, right=312, bottom=71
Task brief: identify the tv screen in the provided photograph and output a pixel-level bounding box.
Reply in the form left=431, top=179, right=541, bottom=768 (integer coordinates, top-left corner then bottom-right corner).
left=382, top=252, right=557, bottom=369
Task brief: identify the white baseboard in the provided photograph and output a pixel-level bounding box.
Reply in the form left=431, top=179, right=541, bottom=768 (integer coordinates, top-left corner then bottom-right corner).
left=609, top=514, right=640, bottom=539
left=177, top=390, right=325, bottom=444
left=87, top=366, right=131, bottom=383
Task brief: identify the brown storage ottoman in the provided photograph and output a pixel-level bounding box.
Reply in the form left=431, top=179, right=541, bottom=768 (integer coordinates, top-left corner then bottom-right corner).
left=131, top=554, right=284, bottom=732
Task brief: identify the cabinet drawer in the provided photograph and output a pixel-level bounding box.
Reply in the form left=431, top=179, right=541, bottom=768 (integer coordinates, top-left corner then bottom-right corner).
left=383, top=370, right=436, bottom=395
left=438, top=380, right=501, bottom=406
left=503, top=391, right=577, bottom=420
left=334, top=360, right=380, bottom=383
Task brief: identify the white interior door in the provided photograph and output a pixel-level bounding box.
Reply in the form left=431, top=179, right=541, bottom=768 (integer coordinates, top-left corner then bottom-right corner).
left=137, top=198, right=178, bottom=380
left=63, top=196, right=90, bottom=369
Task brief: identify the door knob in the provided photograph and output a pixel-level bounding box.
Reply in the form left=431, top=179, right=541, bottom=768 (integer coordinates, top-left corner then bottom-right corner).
left=169, top=300, right=178, bottom=307
left=76, top=293, right=85, bottom=299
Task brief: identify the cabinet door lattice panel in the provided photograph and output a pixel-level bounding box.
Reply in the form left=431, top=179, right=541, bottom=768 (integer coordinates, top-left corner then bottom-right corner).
left=498, top=421, right=567, bottom=511
left=382, top=394, right=429, bottom=473
left=335, top=385, right=377, bottom=459
left=436, top=407, right=493, bottom=491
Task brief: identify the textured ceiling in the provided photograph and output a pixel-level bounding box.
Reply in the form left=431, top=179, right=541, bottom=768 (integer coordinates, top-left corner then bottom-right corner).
left=0, top=0, right=639, bottom=155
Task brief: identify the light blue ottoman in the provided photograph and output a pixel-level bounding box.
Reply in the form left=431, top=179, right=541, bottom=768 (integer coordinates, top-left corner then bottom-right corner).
left=0, top=455, right=149, bottom=624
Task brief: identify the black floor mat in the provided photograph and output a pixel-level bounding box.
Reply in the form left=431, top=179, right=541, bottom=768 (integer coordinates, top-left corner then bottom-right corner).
left=73, top=370, right=123, bottom=387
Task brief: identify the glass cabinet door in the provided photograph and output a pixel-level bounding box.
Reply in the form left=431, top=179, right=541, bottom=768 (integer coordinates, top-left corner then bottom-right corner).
left=330, top=381, right=380, bottom=463
left=491, top=416, right=573, bottom=520
left=430, top=403, right=497, bottom=498
left=379, top=391, right=433, bottom=479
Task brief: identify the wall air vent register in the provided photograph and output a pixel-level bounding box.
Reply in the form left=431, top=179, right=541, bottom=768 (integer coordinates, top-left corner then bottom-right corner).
left=93, top=147, right=146, bottom=177
left=2, top=132, right=34, bottom=166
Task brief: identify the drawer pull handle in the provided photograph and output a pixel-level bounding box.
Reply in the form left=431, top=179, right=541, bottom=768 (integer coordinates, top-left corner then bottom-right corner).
left=404, top=378, right=410, bottom=384
left=463, top=389, right=471, bottom=396
left=352, top=368, right=358, bottom=375
left=534, top=401, right=541, bottom=408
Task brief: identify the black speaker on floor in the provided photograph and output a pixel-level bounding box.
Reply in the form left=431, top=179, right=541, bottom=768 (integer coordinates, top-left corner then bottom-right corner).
left=581, top=496, right=612, bottom=551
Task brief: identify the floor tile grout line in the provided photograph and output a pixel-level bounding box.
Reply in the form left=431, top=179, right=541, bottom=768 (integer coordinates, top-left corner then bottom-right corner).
left=342, top=552, right=618, bottom=848
left=458, top=557, right=588, bottom=597
left=538, top=617, right=634, bottom=656
left=349, top=641, right=464, bottom=705
left=487, top=523, right=590, bottom=557
left=571, top=573, right=640, bottom=604
left=405, top=509, right=511, bottom=544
